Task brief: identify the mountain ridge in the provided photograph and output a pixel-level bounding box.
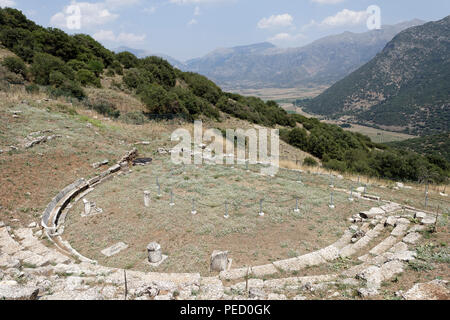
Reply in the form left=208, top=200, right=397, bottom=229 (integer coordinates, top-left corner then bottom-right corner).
left=304, top=15, right=450, bottom=136
left=183, top=20, right=426, bottom=90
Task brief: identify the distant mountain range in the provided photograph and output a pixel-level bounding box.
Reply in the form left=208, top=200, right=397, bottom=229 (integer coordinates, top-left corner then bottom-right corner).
left=116, top=20, right=424, bottom=90
left=304, top=15, right=450, bottom=136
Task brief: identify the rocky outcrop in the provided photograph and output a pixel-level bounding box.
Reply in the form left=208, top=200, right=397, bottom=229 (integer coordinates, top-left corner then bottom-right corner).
left=403, top=280, right=449, bottom=300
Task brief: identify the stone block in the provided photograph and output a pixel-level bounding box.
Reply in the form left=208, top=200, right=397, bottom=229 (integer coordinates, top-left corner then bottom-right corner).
left=101, top=242, right=128, bottom=257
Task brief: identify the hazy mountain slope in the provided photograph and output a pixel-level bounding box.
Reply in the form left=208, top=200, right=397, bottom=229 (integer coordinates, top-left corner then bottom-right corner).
left=305, top=16, right=450, bottom=136
left=184, top=20, right=424, bottom=89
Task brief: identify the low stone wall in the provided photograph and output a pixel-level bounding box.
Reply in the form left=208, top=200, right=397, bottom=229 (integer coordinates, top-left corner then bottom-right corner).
left=41, top=179, right=87, bottom=230
left=40, top=149, right=139, bottom=262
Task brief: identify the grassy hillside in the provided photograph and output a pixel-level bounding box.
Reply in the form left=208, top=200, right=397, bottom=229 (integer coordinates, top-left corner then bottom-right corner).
left=305, top=16, right=450, bottom=136
left=0, top=8, right=448, bottom=184
left=0, top=8, right=293, bottom=127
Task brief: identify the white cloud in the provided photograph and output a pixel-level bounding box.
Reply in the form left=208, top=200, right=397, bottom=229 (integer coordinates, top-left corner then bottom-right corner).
left=92, top=30, right=117, bottom=42
left=104, top=0, right=141, bottom=8
left=50, top=2, right=119, bottom=29
left=50, top=0, right=141, bottom=30
left=320, top=9, right=368, bottom=27
left=311, top=0, right=345, bottom=4
left=170, top=0, right=233, bottom=4
left=0, top=0, right=16, bottom=7
left=268, top=32, right=305, bottom=43
left=187, top=18, right=198, bottom=26
left=93, top=30, right=146, bottom=44
left=194, top=6, right=201, bottom=16
left=257, top=14, right=293, bottom=29
left=144, top=6, right=156, bottom=14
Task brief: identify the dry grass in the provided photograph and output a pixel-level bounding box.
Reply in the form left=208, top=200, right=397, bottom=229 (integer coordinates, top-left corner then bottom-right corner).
left=64, top=158, right=375, bottom=275
left=85, top=87, right=146, bottom=113
left=0, top=47, right=18, bottom=60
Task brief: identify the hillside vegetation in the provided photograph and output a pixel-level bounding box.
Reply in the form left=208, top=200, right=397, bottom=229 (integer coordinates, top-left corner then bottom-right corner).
left=388, top=133, right=450, bottom=163
left=305, top=16, right=450, bottom=136
left=0, top=8, right=448, bottom=183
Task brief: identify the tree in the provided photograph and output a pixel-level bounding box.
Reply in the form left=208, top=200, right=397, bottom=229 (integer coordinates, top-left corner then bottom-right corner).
left=1, top=56, right=27, bottom=78
left=66, top=59, right=87, bottom=72
left=49, top=71, right=67, bottom=87
left=182, top=72, right=221, bottom=104
left=76, top=69, right=101, bottom=87
left=288, top=128, right=308, bottom=150
left=141, top=56, right=177, bottom=88
left=140, top=83, right=188, bottom=115
left=87, top=59, right=104, bottom=77
left=116, top=51, right=139, bottom=69
left=303, top=157, right=318, bottom=167
left=30, top=53, right=65, bottom=85
left=140, top=83, right=170, bottom=114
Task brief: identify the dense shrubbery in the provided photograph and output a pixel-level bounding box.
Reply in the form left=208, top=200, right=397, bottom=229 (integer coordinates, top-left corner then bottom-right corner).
left=25, top=83, right=39, bottom=94
left=30, top=53, right=65, bottom=85
left=46, top=80, right=86, bottom=100
left=182, top=72, right=222, bottom=105
left=118, top=111, right=148, bottom=125
left=0, top=8, right=118, bottom=98
left=303, top=157, right=318, bottom=167
left=1, top=56, right=27, bottom=78
left=288, top=128, right=308, bottom=150
left=280, top=114, right=449, bottom=183
left=0, top=8, right=294, bottom=124
left=116, top=51, right=139, bottom=69
left=85, top=98, right=120, bottom=118
left=76, top=69, right=101, bottom=87
left=388, top=133, right=450, bottom=163
left=217, top=94, right=295, bottom=127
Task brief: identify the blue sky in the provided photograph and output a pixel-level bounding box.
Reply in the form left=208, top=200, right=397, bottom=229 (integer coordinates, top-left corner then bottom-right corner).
left=2, top=0, right=450, bottom=61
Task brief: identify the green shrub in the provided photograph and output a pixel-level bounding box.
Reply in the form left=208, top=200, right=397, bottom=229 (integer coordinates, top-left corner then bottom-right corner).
left=66, top=59, right=87, bottom=71
left=49, top=70, right=67, bottom=87
left=86, top=98, right=120, bottom=118
left=47, top=80, right=85, bottom=100
left=111, top=60, right=123, bottom=75
left=30, top=52, right=65, bottom=85
left=53, top=104, right=78, bottom=116
left=140, top=56, right=176, bottom=89
left=76, top=69, right=101, bottom=87
left=141, top=83, right=188, bottom=115
left=25, top=83, right=39, bottom=94
left=123, top=68, right=143, bottom=89
left=105, top=68, right=115, bottom=77
left=288, top=128, right=308, bottom=150
left=1, top=56, right=27, bottom=78
left=182, top=72, right=221, bottom=104
left=324, top=159, right=348, bottom=172
left=87, top=59, right=104, bottom=77
left=116, top=51, right=139, bottom=69
left=110, top=79, right=122, bottom=90
left=1, top=65, right=24, bottom=84
left=303, top=157, right=318, bottom=167
left=118, top=111, right=148, bottom=125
